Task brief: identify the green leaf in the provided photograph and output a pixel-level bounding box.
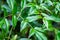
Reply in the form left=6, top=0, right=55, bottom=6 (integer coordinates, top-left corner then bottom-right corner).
left=2, top=7, right=8, bottom=17
left=26, top=15, right=42, bottom=22
left=34, top=27, right=46, bottom=32
left=7, top=0, right=11, bottom=8
left=35, top=33, right=42, bottom=40
left=43, top=17, right=53, bottom=30
left=20, top=38, right=31, bottom=40
left=45, top=0, right=53, bottom=6
left=40, top=5, right=52, bottom=14
left=55, top=3, right=60, bottom=11
left=56, top=31, right=60, bottom=40
left=5, top=19, right=10, bottom=32
left=39, top=0, right=43, bottom=4
left=21, top=0, right=26, bottom=10
left=0, top=1, right=1, bottom=10
left=11, top=35, right=17, bottom=40
left=7, top=0, right=16, bottom=9
left=41, top=13, right=60, bottom=22
left=29, top=28, right=35, bottom=38
left=12, top=15, right=17, bottom=27
left=27, top=3, right=35, bottom=7
left=27, top=0, right=32, bottom=2
left=55, top=3, right=60, bottom=14
left=27, top=3, right=41, bottom=9
left=2, top=5, right=11, bottom=12
left=20, top=20, right=28, bottom=32
left=7, top=0, right=17, bottom=15
left=28, top=7, right=39, bottom=15
left=35, top=31, right=47, bottom=40
left=0, top=19, right=4, bottom=28
left=43, top=18, right=48, bottom=29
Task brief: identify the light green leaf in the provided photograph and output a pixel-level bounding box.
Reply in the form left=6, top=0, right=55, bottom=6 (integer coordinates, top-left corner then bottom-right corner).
left=27, top=3, right=35, bottom=7
left=7, top=0, right=11, bottom=8
left=56, top=31, right=60, bottom=40
left=20, top=38, right=31, bottom=40
left=27, top=3, right=41, bottom=9
left=28, top=7, right=39, bottom=15
left=34, top=27, right=46, bottom=32
left=21, top=0, right=26, bottom=10
left=7, top=0, right=16, bottom=9
left=5, top=19, right=10, bottom=32
left=43, top=17, right=53, bottom=30
left=55, top=3, right=60, bottom=14
left=7, top=0, right=17, bottom=15
left=40, top=5, right=52, bottom=14
left=41, top=13, right=60, bottom=22
left=39, top=0, right=43, bottom=4
left=26, top=15, right=42, bottom=22
left=45, top=0, right=53, bottom=6
left=2, top=5, right=11, bottom=12
left=35, top=33, right=42, bottom=40
left=29, top=28, right=35, bottom=38
left=43, top=18, right=48, bottom=29
left=35, top=31, right=47, bottom=40
left=20, top=20, right=28, bottom=32
left=27, top=0, right=32, bottom=2
left=12, top=15, right=17, bottom=27
left=11, top=35, right=17, bottom=40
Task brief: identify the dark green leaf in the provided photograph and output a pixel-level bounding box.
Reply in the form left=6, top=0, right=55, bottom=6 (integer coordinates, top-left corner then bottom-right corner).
left=0, top=19, right=4, bottom=28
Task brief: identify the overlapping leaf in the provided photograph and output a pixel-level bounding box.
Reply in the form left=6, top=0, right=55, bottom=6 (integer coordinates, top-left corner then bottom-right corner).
left=7, top=0, right=17, bottom=15
left=41, top=13, right=60, bottom=22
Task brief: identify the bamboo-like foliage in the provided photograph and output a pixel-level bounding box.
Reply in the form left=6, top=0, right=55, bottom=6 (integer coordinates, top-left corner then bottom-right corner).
left=0, top=0, right=60, bottom=40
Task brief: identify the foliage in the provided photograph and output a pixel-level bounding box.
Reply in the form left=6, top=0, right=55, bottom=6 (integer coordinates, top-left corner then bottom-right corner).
left=0, top=0, right=60, bottom=40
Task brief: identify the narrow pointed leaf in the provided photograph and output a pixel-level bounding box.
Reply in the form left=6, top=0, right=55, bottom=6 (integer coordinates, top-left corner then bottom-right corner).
left=7, top=0, right=16, bottom=9
left=0, top=19, right=4, bottom=28
left=21, top=0, right=26, bottom=9
left=41, top=13, right=60, bottom=22
left=35, top=31, right=47, bottom=40
left=28, top=7, right=39, bottom=15
left=29, top=28, right=35, bottom=38
left=7, top=0, right=17, bottom=15
left=20, top=20, right=28, bottom=32
left=26, top=15, right=42, bottom=22
left=12, top=15, right=17, bottom=27
left=5, top=19, right=10, bottom=32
